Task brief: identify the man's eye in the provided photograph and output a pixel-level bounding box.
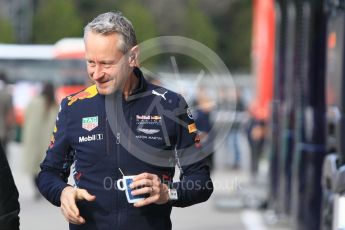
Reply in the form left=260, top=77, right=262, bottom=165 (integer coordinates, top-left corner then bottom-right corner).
left=103, top=64, right=112, bottom=68
left=87, top=61, right=96, bottom=67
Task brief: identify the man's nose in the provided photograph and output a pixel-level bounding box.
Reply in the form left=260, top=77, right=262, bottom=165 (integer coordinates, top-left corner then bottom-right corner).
left=92, top=65, right=104, bottom=80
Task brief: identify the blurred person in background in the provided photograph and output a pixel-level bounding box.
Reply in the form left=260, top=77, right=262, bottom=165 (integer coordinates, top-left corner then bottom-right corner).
left=193, top=85, right=215, bottom=171
left=227, top=88, right=246, bottom=170
left=246, top=106, right=267, bottom=181
left=37, top=11, right=212, bottom=230
left=0, top=143, right=20, bottom=229
left=216, top=86, right=240, bottom=169
left=22, top=83, right=59, bottom=200
left=0, top=72, right=14, bottom=158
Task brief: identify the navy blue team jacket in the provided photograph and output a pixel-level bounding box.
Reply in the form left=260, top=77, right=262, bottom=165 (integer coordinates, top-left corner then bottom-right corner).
left=37, top=68, right=213, bottom=230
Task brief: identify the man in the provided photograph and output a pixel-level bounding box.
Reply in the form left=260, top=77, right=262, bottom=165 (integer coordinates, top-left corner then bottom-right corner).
left=37, top=11, right=213, bottom=230
left=0, top=143, right=20, bottom=229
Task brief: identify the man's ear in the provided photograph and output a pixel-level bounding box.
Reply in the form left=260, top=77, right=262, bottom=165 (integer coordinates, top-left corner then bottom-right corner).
left=128, top=45, right=139, bottom=67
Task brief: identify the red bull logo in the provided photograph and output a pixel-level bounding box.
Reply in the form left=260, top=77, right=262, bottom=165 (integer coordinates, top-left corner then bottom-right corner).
left=136, top=115, right=151, bottom=120
left=68, top=85, right=98, bottom=106
left=151, top=116, right=161, bottom=120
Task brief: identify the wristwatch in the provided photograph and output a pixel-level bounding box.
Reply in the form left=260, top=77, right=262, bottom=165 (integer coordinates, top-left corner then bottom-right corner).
left=168, top=188, right=178, bottom=201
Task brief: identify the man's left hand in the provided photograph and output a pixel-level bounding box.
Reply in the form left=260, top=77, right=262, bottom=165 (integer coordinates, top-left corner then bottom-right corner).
left=130, top=172, right=169, bottom=207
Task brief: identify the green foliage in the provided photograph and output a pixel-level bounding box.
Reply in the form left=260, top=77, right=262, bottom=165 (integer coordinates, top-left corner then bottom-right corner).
left=29, top=0, right=251, bottom=72
left=119, top=0, right=158, bottom=43
left=76, top=0, right=100, bottom=23
left=0, top=18, right=15, bottom=43
left=118, top=0, right=159, bottom=69
left=216, top=0, right=252, bottom=72
left=171, top=0, right=218, bottom=70
left=33, top=0, right=83, bottom=43
left=76, top=0, right=159, bottom=43
left=184, top=0, right=218, bottom=52
left=76, top=0, right=120, bottom=26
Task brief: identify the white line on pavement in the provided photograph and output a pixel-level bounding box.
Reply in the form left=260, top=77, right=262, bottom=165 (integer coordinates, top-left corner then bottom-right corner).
left=241, top=210, right=268, bottom=230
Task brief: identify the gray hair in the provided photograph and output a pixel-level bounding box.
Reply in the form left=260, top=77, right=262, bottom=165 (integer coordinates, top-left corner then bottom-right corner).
left=84, top=11, right=137, bottom=54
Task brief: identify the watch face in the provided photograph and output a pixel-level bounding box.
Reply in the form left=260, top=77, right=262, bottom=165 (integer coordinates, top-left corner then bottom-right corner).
left=169, top=189, right=178, bottom=200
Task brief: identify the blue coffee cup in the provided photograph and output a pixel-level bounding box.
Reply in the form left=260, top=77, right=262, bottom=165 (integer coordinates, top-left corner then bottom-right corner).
left=116, top=175, right=146, bottom=203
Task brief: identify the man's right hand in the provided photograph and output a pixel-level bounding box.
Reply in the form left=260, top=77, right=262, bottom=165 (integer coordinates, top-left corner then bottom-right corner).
left=60, top=186, right=96, bottom=225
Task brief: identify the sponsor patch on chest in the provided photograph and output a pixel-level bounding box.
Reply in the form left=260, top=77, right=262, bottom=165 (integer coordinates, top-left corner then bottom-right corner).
left=78, top=134, right=103, bottom=143
left=137, top=128, right=160, bottom=135
left=136, top=115, right=162, bottom=126
left=82, top=116, right=98, bottom=131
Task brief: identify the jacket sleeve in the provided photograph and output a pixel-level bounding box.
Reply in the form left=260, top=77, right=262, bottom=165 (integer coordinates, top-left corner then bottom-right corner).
left=170, top=96, right=213, bottom=207
left=37, top=98, right=73, bottom=207
left=0, top=144, right=20, bottom=230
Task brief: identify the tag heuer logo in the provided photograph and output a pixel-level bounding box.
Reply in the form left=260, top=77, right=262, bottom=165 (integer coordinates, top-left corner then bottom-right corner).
left=82, top=116, right=98, bottom=131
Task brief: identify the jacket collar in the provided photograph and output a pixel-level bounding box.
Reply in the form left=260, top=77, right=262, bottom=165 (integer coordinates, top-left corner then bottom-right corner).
left=131, top=67, right=147, bottom=95
left=126, top=67, right=151, bottom=101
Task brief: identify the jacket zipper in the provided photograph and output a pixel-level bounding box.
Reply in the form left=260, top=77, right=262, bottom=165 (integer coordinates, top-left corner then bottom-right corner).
left=116, top=133, right=120, bottom=144
left=115, top=94, right=121, bottom=228
left=106, top=117, right=110, bottom=155
left=129, top=107, right=132, bottom=151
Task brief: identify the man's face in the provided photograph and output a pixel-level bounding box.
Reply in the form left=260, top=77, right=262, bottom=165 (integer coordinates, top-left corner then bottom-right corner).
left=85, top=32, right=131, bottom=95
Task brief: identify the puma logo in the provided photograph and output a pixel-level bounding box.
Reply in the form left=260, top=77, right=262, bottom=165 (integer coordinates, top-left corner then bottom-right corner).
left=152, top=90, right=168, bottom=100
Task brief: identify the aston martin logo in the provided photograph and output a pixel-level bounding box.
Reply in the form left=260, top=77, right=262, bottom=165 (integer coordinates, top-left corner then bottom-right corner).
left=137, top=128, right=160, bottom=135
